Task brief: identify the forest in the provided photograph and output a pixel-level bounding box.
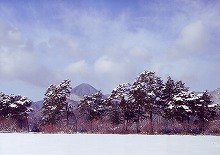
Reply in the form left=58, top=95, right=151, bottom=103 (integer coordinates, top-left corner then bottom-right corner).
left=0, top=71, right=219, bottom=134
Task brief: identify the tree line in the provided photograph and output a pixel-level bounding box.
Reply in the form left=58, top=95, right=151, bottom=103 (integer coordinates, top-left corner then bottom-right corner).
left=40, top=71, right=218, bottom=134
left=0, top=70, right=219, bottom=134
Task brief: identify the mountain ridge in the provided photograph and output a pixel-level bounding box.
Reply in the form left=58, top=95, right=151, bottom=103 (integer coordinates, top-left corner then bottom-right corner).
left=71, top=83, right=98, bottom=97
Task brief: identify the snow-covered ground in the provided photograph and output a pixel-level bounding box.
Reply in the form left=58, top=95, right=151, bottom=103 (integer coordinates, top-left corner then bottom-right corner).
left=0, top=133, right=220, bottom=155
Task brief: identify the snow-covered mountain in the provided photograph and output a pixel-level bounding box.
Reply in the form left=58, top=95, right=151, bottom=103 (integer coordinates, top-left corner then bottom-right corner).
left=194, top=88, right=220, bottom=105
left=211, top=88, right=220, bottom=117
left=194, top=88, right=220, bottom=114
left=210, top=88, right=220, bottom=110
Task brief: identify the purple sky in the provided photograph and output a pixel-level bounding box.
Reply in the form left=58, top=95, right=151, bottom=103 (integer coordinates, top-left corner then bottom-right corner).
left=0, top=0, right=220, bottom=101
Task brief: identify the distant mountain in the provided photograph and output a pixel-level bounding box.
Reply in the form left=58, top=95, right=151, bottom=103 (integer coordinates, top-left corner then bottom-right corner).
left=31, top=83, right=99, bottom=112
left=194, top=89, right=220, bottom=107
left=30, top=100, right=43, bottom=122
left=210, top=88, right=220, bottom=106
left=71, top=83, right=98, bottom=97
left=69, top=83, right=98, bottom=104
left=31, top=100, right=43, bottom=112
left=104, top=94, right=111, bottom=98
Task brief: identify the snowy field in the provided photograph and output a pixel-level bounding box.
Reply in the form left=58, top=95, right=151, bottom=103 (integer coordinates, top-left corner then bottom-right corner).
left=0, top=133, right=220, bottom=155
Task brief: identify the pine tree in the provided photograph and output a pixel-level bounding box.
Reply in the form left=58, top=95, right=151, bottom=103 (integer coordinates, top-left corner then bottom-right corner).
left=0, top=92, right=9, bottom=118
left=161, top=77, right=175, bottom=118
left=161, top=76, right=176, bottom=131
left=9, top=95, right=32, bottom=129
left=0, top=92, right=32, bottom=129
left=109, top=104, right=122, bottom=127
left=169, top=91, right=193, bottom=122
left=78, top=91, right=105, bottom=132
left=41, top=80, right=72, bottom=126
left=175, top=80, right=189, bottom=93
left=193, top=91, right=217, bottom=132
left=107, top=83, right=133, bottom=132
left=163, top=79, right=190, bottom=119
left=129, top=71, right=164, bottom=133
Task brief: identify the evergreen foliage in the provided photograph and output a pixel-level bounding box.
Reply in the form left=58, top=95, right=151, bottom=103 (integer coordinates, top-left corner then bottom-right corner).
left=41, top=80, right=72, bottom=125
left=0, top=92, right=32, bottom=119
left=78, top=91, right=105, bottom=131
left=129, top=71, right=164, bottom=133
left=0, top=92, right=32, bottom=129
left=107, top=83, right=133, bottom=131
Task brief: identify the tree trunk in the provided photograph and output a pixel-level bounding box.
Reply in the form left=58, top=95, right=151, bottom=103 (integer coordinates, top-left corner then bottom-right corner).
left=26, top=117, right=29, bottom=132
left=187, top=117, right=190, bottom=133
left=75, top=118, right=78, bottom=133
left=150, top=111, right=153, bottom=134
left=136, top=121, right=140, bottom=133
left=201, top=118, right=205, bottom=133
left=72, top=113, right=78, bottom=133
left=125, top=119, right=128, bottom=131
left=90, top=119, right=93, bottom=133
left=136, top=113, right=140, bottom=133
left=66, top=104, right=69, bottom=126
left=123, top=119, right=128, bottom=132
left=164, top=118, right=169, bottom=132
left=18, top=118, right=23, bottom=130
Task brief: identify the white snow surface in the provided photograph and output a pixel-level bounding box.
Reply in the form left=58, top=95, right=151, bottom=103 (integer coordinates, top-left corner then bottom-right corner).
left=0, top=133, right=220, bottom=155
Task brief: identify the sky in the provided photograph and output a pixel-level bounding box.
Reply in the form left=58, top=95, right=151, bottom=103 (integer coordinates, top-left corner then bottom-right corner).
left=0, top=0, right=220, bottom=101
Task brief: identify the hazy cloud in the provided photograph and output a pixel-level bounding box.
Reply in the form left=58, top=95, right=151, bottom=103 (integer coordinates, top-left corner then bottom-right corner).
left=65, top=60, right=89, bottom=76
left=0, top=0, right=220, bottom=100
left=0, top=22, right=59, bottom=88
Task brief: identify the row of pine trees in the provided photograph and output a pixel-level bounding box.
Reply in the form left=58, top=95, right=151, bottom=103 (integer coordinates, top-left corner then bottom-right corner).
left=41, top=71, right=218, bottom=134
left=0, top=70, right=219, bottom=133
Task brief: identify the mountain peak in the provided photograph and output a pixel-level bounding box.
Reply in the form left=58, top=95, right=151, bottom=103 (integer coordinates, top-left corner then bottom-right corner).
left=71, top=83, right=98, bottom=97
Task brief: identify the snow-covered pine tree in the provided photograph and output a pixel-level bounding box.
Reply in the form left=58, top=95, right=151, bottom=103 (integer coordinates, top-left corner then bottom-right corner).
left=106, top=83, right=133, bottom=132
left=163, top=79, right=189, bottom=119
left=8, top=95, right=32, bottom=129
left=129, top=71, right=164, bottom=133
left=0, top=92, right=9, bottom=118
left=166, top=83, right=217, bottom=133
left=163, top=79, right=189, bottom=114
left=109, top=103, right=122, bottom=128
left=175, top=80, right=189, bottom=93
left=169, top=91, right=193, bottom=122
left=0, top=92, right=32, bottom=129
left=160, top=76, right=177, bottom=131
left=161, top=76, right=176, bottom=118
left=193, top=90, right=217, bottom=132
left=78, top=91, right=105, bottom=132
left=167, top=90, right=201, bottom=133
left=41, top=80, right=72, bottom=126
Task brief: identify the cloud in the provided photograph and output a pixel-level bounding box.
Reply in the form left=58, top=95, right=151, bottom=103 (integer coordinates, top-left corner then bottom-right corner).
left=178, top=21, right=209, bottom=49
left=0, top=23, right=22, bottom=47
left=65, top=60, right=89, bottom=75
left=0, top=22, right=59, bottom=88
left=47, top=35, right=79, bottom=56
left=94, top=56, right=116, bottom=74
left=0, top=49, right=58, bottom=87
left=0, top=0, right=220, bottom=100
left=93, top=55, right=136, bottom=90
left=129, top=47, right=151, bottom=60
